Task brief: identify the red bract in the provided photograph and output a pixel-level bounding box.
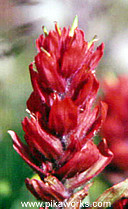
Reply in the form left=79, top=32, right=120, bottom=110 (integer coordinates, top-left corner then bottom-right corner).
left=9, top=18, right=113, bottom=202
left=101, top=75, right=128, bottom=171
left=112, top=198, right=128, bottom=209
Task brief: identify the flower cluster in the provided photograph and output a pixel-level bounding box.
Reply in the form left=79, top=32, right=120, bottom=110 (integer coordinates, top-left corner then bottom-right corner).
left=101, top=75, right=128, bottom=172
left=9, top=18, right=113, bottom=203
left=112, top=197, right=128, bottom=209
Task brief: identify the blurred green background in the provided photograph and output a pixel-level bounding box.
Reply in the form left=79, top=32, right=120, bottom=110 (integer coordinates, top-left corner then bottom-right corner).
left=0, top=0, right=128, bottom=208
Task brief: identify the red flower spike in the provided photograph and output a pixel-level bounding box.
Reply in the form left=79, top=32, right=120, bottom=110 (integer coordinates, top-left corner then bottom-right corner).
left=9, top=17, right=112, bottom=204
left=101, top=75, right=128, bottom=172
left=112, top=198, right=128, bottom=209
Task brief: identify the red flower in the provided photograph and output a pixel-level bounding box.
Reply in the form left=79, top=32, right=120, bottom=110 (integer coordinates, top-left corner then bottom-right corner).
left=112, top=198, right=128, bottom=209
left=101, top=75, right=128, bottom=171
left=9, top=17, right=113, bottom=202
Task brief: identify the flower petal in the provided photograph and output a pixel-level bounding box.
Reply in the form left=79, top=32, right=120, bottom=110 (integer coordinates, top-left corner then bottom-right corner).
left=70, top=70, right=96, bottom=107
left=25, top=176, right=70, bottom=202
left=87, top=43, right=104, bottom=71
left=22, top=117, right=63, bottom=160
left=55, top=140, right=100, bottom=179
left=65, top=138, right=113, bottom=190
left=35, top=51, right=65, bottom=92
left=27, top=92, right=46, bottom=116
left=29, top=63, right=49, bottom=104
left=64, top=183, right=92, bottom=209
left=85, top=101, right=108, bottom=141
left=8, top=130, right=45, bottom=175
left=61, top=29, right=88, bottom=78
left=36, top=29, right=60, bottom=60
left=25, top=178, right=54, bottom=201
left=74, top=101, right=107, bottom=146
left=49, top=97, right=78, bottom=135
left=74, top=103, right=99, bottom=143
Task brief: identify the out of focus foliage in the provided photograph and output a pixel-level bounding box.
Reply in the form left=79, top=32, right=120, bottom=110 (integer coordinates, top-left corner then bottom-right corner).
left=0, top=0, right=128, bottom=208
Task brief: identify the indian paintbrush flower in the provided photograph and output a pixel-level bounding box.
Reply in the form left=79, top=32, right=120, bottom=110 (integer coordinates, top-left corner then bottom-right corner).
left=8, top=17, right=113, bottom=204
left=112, top=198, right=128, bottom=209
left=101, top=75, right=128, bottom=173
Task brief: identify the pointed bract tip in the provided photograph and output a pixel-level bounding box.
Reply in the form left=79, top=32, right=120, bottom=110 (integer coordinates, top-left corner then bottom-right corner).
left=55, top=22, right=61, bottom=36
left=42, top=26, right=48, bottom=36
left=7, top=130, right=14, bottom=137
left=7, top=130, right=20, bottom=145
left=31, top=174, right=41, bottom=181
left=88, top=35, right=99, bottom=49
left=69, top=15, right=78, bottom=37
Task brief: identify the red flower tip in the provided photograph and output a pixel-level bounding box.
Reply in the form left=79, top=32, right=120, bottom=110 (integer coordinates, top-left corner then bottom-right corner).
left=98, top=138, right=114, bottom=157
